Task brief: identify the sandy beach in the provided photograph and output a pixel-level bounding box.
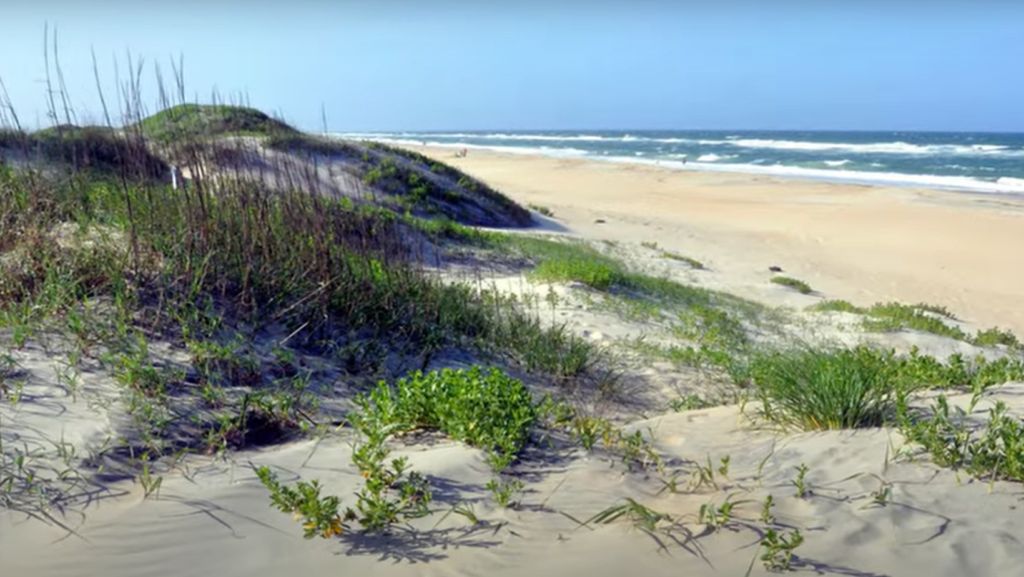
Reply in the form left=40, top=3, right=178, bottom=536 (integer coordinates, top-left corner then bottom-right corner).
left=401, top=145, right=1024, bottom=336
left=4, top=134, right=1024, bottom=577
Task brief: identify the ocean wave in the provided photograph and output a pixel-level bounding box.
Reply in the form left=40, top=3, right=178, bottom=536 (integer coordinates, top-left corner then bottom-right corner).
left=335, top=136, right=1024, bottom=194
left=338, top=132, right=1023, bottom=158
left=582, top=155, right=1024, bottom=195
left=708, top=138, right=1019, bottom=157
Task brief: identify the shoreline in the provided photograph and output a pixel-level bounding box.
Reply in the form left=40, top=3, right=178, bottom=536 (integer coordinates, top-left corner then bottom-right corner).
left=394, top=143, right=1024, bottom=337
left=348, top=136, right=1024, bottom=197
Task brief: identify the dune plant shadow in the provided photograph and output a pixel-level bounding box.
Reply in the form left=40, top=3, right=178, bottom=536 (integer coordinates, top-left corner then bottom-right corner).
left=338, top=523, right=504, bottom=563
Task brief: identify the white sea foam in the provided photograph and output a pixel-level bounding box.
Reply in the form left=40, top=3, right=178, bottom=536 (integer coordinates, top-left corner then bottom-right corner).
left=824, top=160, right=851, bottom=167
left=697, top=154, right=736, bottom=162
left=711, top=138, right=1018, bottom=157
left=996, top=177, right=1024, bottom=188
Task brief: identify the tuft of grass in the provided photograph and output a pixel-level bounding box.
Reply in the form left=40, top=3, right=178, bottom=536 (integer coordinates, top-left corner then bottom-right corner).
left=808, top=299, right=862, bottom=314
left=528, top=204, right=553, bottom=217
left=743, top=346, right=900, bottom=430
left=661, top=251, right=704, bottom=269
left=770, top=276, right=813, bottom=295
left=531, top=258, right=623, bottom=291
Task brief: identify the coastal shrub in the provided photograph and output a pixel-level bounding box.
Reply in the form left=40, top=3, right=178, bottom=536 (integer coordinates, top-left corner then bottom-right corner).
left=770, top=276, right=813, bottom=295
left=972, top=327, right=1020, bottom=349
left=356, top=366, right=538, bottom=461
left=897, top=389, right=1024, bottom=482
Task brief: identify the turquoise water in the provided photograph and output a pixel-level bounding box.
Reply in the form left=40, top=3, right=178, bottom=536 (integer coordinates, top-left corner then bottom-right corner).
left=337, top=130, right=1024, bottom=195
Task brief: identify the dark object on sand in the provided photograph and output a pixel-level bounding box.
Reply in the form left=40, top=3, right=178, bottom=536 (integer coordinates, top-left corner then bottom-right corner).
left=594, top=219, right=606, bottom=224
left=769, top=266, right=783, bottom=272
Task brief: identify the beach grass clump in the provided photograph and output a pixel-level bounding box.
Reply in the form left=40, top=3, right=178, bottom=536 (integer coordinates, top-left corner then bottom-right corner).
left=531, top=257, right=624, bottom=291
left=528, top=204, right=553, bottom=216
left=661, top=251, right=704, bottom=269
left=808, top=299, right=862, bottom=314
left=770, top=275, right=813, bottom=295
left=743, top=346, right=900, bottom=430
left=862, top=302, right=968, bottom=340
left=809, top=300, right=1021, bottom=349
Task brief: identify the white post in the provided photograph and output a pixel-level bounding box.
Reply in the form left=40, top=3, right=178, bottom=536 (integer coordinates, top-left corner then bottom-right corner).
left=171, top=165, right=178, bottom=190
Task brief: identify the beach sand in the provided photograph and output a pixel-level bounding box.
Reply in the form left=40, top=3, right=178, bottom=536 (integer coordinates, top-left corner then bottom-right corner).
left=409, top=145, right=1024, bottom=336
left=3, top=146, right=1024, bottom=577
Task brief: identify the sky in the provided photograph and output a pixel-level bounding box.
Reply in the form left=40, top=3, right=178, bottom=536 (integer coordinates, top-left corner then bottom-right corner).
left=0, top=0, right=1021, bottom=133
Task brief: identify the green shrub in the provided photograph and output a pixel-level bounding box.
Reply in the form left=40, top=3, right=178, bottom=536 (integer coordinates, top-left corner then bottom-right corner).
left=359, top=366, right=538, bottom=462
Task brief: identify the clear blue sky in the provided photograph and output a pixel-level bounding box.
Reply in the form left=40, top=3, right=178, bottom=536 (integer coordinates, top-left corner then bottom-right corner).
left=1, top=1, right=1021, bottom=132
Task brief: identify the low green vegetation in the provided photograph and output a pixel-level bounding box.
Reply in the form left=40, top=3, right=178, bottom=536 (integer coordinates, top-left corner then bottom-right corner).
left=743, top=346, right=901, bottom=430
left=134, top=103, right=298, bottom=142
left=261, top=365, right=541, bottom=536
left=810, top=299, right=1020, bottom=348
left=770, top=275, right=813, bottom=294
left=5, top=65, right=1024, bottom=574
left=661, top=251, right=704, bottom=269
left=528, top=203, right=554, bottom=216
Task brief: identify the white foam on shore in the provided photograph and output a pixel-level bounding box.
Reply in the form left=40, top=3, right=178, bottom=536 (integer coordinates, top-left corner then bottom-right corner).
left=696, top=153, right=737, bottom=162
left=714, top=138, right=1019, bottom=156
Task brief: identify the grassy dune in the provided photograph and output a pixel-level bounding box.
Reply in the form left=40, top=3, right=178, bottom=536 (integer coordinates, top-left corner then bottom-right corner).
left=3, top=66, right=1024, bottom=576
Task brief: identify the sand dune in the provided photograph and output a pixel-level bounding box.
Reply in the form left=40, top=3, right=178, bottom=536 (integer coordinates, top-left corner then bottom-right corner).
left=4, top=150, right=1024, bottom=577
left=5, top=386, right=1024, bottom=577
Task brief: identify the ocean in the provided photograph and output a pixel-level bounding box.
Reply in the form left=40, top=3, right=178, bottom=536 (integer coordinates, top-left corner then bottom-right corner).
left=336, top=130, right=1024, bottom=195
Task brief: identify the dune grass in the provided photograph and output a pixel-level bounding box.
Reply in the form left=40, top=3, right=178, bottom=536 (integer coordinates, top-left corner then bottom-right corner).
left=743, top=346, right=900, bottom=430
left=739, top=342, right=1024, bottom=431
left=770, top=275, right=813, bottom=294
left=134, top=103, right=299, bottom=143
left=0, top=58, right=616, bottom=523
left=661, top=251, right=704, bottom=269
left=810, top=299, right=1020, bottom=348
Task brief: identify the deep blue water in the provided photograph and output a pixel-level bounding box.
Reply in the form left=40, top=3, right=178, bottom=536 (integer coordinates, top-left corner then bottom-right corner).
left=337, top=130, right=1024, bottom=194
